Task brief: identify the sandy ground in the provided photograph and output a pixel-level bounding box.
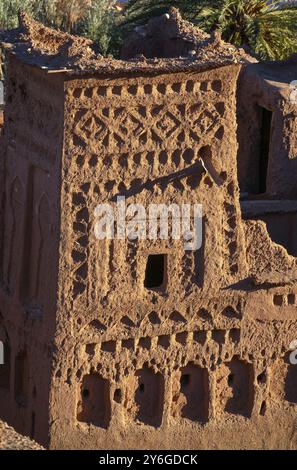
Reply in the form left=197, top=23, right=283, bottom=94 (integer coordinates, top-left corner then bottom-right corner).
left=0, top=420, right=44, bottom=450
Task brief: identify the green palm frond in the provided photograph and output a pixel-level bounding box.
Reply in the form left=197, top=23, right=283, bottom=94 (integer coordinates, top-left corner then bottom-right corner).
left=121, top=0, right=297, bottom=60
left=197, top=0, right=297, bottom=59
left=121, top=0, right=215, bottom=27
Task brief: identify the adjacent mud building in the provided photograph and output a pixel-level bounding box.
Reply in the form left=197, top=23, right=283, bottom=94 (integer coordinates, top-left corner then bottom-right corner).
left=0, top=11, right=296, bottom=449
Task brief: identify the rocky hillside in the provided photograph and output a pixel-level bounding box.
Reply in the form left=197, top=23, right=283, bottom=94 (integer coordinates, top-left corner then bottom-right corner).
left=0, top=421, right=44, bottom=450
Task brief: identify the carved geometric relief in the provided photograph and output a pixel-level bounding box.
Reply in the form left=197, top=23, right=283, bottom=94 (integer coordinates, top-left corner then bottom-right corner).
left=3, top=177, right=24, bottom=293
left=72, top=101, right=225, bottom=153
left=20, top=167, right=52, bottom=311
left=35, top=194, right=52, bottom=306
left=71, top=189, right=90, bottom=300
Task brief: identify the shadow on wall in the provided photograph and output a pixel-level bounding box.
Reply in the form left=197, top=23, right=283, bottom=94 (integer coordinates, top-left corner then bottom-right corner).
left=14, top=350, right=29, bottom=407
left=242, top=207, right=297, bottom=258
left=237, top=100, right=273, bottom=196
left=178, top=364, right=209, bottom=423
left=215, top=357, right=254, bottom=419
left=75, top=353, right=297, bottom=429
left=256, top=212, right=297, bottom=258
left=77, top=373, right=111, bottom=429
left=284, top=353, right=297, bottom=404
left=237, top=60, right=297, bottom=200
left=224, top=358, right=254, bottom=417
left=135, top=367, right=164, bottom=427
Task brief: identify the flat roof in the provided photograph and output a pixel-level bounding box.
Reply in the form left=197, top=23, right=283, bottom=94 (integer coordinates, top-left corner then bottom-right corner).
left=1, top=12, right=255, bottom=78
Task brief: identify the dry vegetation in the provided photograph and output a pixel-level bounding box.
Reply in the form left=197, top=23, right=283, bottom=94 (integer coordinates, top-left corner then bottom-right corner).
left=0, top=0, right=118, bottom=55
left=1, top=1, right=297, bottom=59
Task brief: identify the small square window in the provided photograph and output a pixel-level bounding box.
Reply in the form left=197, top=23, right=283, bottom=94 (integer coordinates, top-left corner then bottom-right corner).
left=144, top=254, right=167, bottom=289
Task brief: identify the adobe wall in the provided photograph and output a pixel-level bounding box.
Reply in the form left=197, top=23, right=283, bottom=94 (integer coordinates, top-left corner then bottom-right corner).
left=0, top=20, right=296, bottom=448
left=237, top=62, right=297, bottom=198
left=47, top=64, right=297, bottom=449
left=0, top=55, right=64, bottom=446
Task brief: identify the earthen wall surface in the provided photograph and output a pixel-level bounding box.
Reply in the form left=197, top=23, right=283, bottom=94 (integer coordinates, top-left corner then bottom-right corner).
left=0, top=16, right=296, bottom=449
left=0, top=56, right=64, bottom=446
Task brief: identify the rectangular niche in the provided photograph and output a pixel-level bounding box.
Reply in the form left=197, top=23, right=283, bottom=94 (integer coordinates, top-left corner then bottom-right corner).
left=222, top=358, right=254, bottom=418
left=258, top=107, right=273, bottom=194
left=176, top=364, right=209, bottom=423
left=77, top=373, right=111, bottom=429
left=144, top=254, right=167, bottom=290
left=134, top=367, right=164, bottom=427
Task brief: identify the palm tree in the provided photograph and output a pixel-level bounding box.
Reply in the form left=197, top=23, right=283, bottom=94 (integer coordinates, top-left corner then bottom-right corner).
left=121, top=0, right=297, bottom=60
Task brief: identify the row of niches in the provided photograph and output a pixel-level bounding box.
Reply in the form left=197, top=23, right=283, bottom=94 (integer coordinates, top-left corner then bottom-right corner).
left=71, top=168, right=220, bottom=203
left=77, top=357, right=297, bottom=430
left=77, top=305, right=242, bottom=336
left=75, top=146, right=219, bottom=173
left=70, top=79, right=223, bottom=101
left=84, top=328, right=241, bottom=355
left=273, top=293, right=297, bottom=307
left=74, top=146, right=225, bottom=192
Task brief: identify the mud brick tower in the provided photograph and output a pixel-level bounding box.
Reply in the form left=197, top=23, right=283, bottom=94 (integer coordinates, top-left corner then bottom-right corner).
left=0, top=12, right=297, bottom=449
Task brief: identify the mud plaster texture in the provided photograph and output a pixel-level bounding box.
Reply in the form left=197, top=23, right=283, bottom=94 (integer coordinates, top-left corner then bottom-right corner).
left=0, top=10, right=296, bottom=450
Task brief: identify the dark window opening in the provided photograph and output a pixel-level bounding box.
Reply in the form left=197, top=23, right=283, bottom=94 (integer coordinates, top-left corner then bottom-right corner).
left=144, top=254, right=166, bottom=289
left=114, top=388, right=122, bottom=403
left=257, top=371, right=266, bottom=384
left=180, top=374, right=190, bottom=389
left=259, top=107, right=272, bottom=194
left=228, top=373, right=234, bottom=386
left=139, top=383, right=145, bottom=394
left=260, top=400, right=266, bottom=416
left=83, top=388, right=89, bottom=398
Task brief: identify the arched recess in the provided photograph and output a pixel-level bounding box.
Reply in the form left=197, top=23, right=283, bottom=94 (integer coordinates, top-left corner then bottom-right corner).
left=35, top=193, right=51, bottom=306
left=216, top=357, right=254, bottom=418
left=77, top=373, right=111, bottom=429
left=4, top=176, right=24, bottom=292
left=284, top=353, right=297, bottom=404
left=134, top=367, right=164, bottom=427
left=172, top=363, right=209, bottom=423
